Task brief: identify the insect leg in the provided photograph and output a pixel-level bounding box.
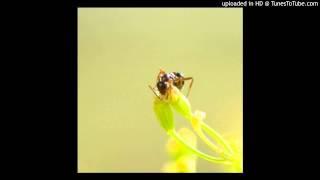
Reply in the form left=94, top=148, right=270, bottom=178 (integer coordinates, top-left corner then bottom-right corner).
left=148, top=85, right=161, bottom=99
left=182, top=77, right=194, bottom=97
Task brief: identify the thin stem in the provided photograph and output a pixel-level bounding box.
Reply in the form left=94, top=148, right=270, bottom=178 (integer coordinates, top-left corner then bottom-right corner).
left=201, top=122, right=234, bottom=156
left=187, top=114, right=234, bottom=159
left=167, top=130, right=227, bottom=164
left=194, top=126, right=234, bottom=161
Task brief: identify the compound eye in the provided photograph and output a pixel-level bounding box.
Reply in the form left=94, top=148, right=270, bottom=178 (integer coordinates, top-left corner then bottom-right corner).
left=157, top=81, right=167, bottom=89
left=174, top=72, right=183, bottom=77
left=157, top=81, right=168, bottom=95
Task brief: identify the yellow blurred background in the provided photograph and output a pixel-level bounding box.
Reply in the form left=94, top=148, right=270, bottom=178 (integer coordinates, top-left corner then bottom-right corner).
left=78, top=8, right=242, bottom=172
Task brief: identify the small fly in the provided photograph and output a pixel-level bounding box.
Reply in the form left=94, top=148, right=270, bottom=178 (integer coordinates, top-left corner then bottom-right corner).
left=149, top=69, right=194, bottom=99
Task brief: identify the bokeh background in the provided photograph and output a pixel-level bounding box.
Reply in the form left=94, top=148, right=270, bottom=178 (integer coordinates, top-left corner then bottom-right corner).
left=78, top=8, right=242, bottom=172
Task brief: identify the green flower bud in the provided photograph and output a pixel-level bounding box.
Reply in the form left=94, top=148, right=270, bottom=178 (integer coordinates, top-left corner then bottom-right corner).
left=162, top=156, right=197, bottom=173
left=168, top=86, right=193, bottom=121
left=175, top=156, right=197, bottom=173
left=191, top=110, right=206, bottom=131
left=166, top=128, right=197, bottom=159
left=162, top=161, right=178, bottom=173
left=153, top=97, right=174, bottom=132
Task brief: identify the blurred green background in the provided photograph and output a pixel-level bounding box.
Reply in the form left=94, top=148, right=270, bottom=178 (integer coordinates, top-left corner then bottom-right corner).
left=78, top=8, right=242, bottom=172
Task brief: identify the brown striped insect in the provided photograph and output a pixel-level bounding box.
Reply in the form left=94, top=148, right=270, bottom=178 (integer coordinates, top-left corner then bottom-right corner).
left=149, top=69, right=194, bottom=99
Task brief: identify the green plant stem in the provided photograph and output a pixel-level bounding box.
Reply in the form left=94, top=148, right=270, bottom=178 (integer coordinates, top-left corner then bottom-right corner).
left=185, top=114, right=234, bottom=159
left=167, top=129, right=227, bottom=164
left=193, top=126, right=234, bottom=161
left=201, top=122, right=234, bottom=156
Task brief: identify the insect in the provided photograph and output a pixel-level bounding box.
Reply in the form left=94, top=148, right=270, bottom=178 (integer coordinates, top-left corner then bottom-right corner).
left=149, top=69, right=194, bottom=99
